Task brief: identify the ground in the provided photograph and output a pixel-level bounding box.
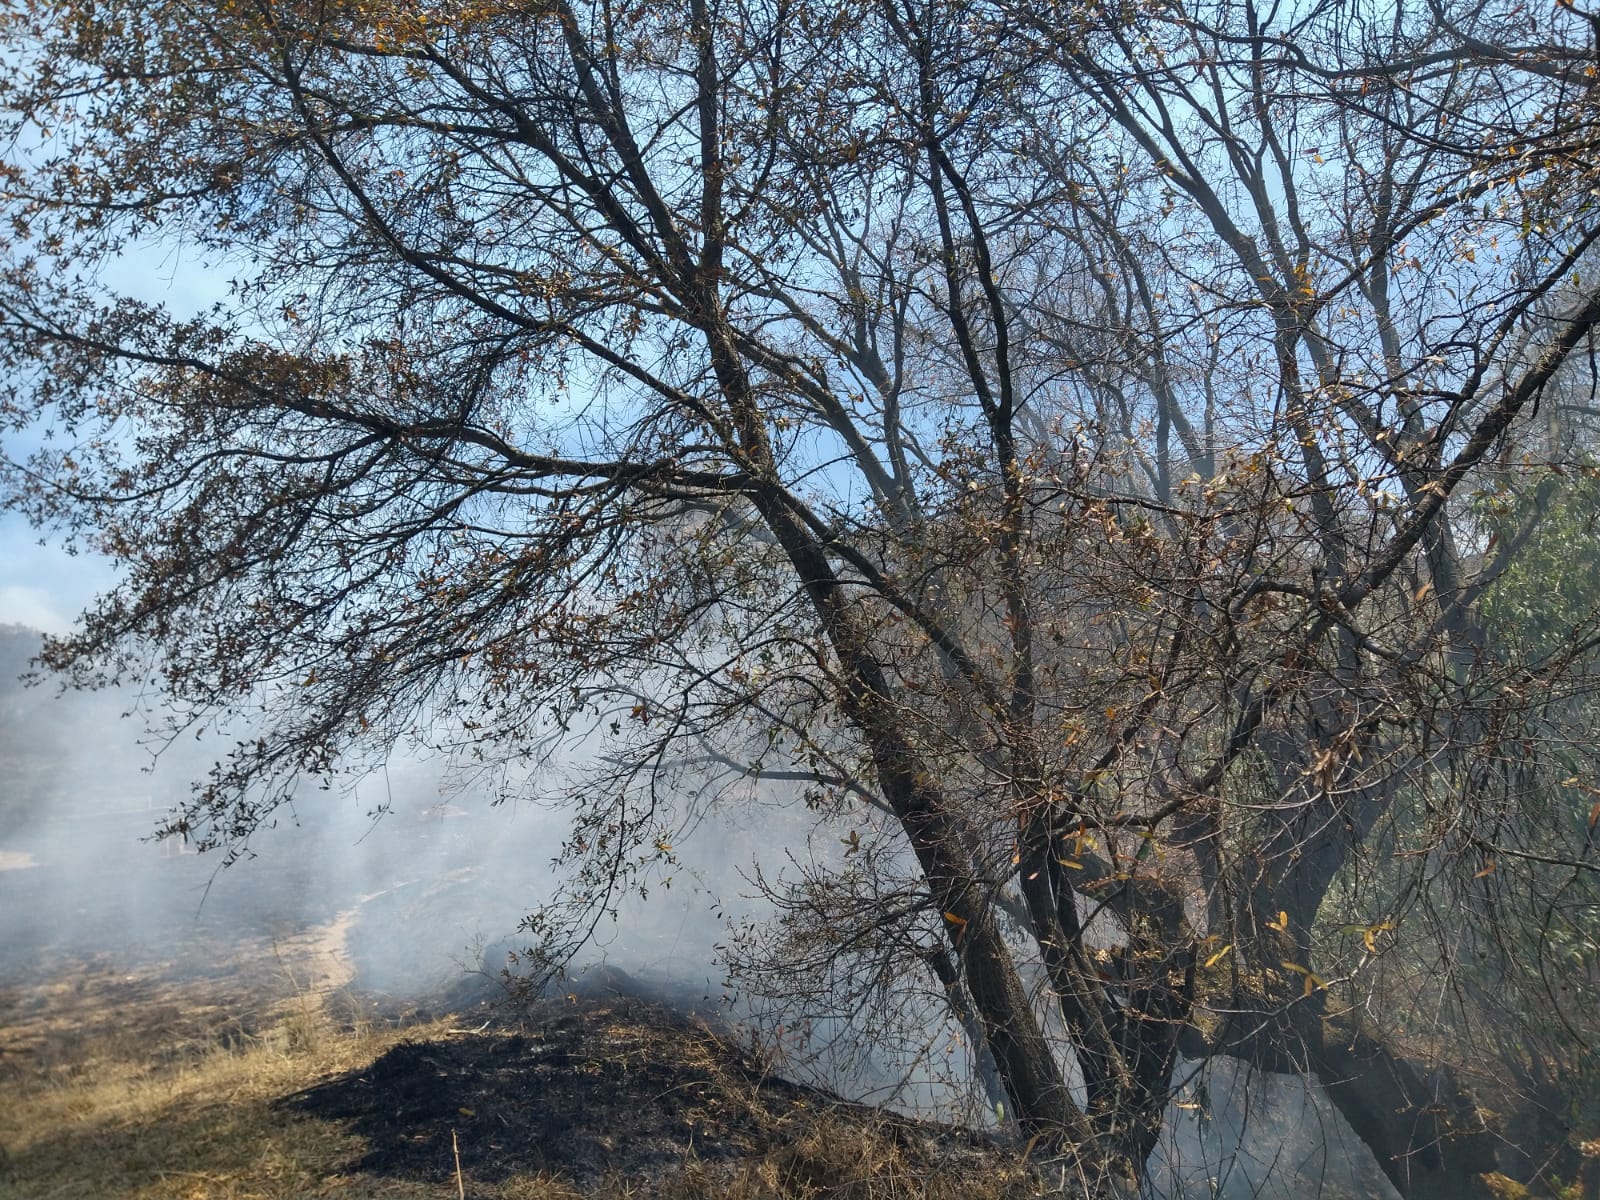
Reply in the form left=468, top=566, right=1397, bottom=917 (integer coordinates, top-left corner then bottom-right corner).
left=0, top=907, right=1043, bottom=1200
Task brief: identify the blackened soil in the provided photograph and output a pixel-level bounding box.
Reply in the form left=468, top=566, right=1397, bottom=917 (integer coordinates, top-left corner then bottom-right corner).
left=282, top=998, right=856, bottom=1185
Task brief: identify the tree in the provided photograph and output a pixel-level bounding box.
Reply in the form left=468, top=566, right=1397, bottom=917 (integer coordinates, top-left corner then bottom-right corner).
left=4, top=0, right=1600, bottom=1193
left=1402, top=452, right=1600, bottom=1193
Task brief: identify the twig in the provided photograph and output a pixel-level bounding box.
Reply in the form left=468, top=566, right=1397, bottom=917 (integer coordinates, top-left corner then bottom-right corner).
left=453, top=1128, right=466, bottom=1200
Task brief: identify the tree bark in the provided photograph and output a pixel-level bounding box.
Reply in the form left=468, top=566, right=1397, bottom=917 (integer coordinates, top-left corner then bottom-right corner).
left=745, top=478, right=1090, bottom=1146
left=1201, top=996, right=1498, bottom=1200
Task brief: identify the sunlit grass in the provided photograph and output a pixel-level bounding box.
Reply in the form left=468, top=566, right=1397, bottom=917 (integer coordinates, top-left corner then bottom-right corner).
left=0, top=923, right=462, bottom=1199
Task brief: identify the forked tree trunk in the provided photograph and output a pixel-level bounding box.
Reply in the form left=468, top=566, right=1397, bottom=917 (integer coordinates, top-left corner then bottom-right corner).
left=853, top=688, right=1088, bottom=1144
left=749, top=480, right=1092, bottom=1148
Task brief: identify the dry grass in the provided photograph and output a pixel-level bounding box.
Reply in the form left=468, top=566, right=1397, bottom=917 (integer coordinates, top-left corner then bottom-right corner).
left=0, top=921, right=461, bottom=1200
left=0, top=922, right=1044, bottom=1200
left=657, top=1118, right=1042, bottom=1200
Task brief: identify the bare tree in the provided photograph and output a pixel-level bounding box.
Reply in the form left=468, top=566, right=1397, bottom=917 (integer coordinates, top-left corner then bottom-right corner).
left=3, top=0, right=1600, bottom=1193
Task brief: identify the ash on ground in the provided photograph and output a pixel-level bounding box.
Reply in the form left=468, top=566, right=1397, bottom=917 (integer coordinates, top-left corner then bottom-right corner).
left=281, top=996, right=1007, bottom=1190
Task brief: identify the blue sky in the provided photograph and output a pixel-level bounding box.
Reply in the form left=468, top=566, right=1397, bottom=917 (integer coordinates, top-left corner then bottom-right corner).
left=1, top=238, right=227, bottom=634
left=0, top=514, right=112, bottom=633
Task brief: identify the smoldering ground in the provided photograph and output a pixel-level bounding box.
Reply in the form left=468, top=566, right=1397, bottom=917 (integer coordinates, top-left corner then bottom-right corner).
left=0, top=623, right=944, bottom=1095
left=0, top=623, right=1403, bottom=1199
left=0, top=622, right=743, bottom=996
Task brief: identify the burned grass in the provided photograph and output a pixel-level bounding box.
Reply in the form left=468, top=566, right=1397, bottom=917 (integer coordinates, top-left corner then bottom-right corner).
left=0, top=926, right=1043, bottom=1200
left=282, top=1003, right=804, bottom=1184
left=283, top=997, right=1024, bottom=1195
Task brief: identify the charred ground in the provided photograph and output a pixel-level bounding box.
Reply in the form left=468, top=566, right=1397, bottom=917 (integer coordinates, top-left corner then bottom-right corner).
left=0, top=825, right=1041, bottom=1200
left=282, top=997, right=1012, bottom=1190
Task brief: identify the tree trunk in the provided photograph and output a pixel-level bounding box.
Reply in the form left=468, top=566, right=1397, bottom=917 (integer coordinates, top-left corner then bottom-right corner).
left=1306, top=1014, right=1496, bottom=1200
left=1206, top=996, right=1497, bottom=1200
left=746, top=479, right=1091, bottom=1146
left=860, top=701, right=1087, bottom=1144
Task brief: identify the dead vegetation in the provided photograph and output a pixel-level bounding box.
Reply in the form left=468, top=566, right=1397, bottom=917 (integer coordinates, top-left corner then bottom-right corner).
left=0, top=921, right=1046, bottom=1200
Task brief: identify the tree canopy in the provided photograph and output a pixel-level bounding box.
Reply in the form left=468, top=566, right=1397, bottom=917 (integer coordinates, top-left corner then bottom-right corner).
left=4, top=0, right=1600, bottom=1194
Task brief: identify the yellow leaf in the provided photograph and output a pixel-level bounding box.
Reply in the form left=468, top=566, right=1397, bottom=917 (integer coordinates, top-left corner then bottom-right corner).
left=1203, top=943, right=1232, bottom=969
left=1267, top=911, right=1289, bottom=932
left=1280, top=961, right=1324, bottom=994
left=1474, top=859, right=1496, bottom=879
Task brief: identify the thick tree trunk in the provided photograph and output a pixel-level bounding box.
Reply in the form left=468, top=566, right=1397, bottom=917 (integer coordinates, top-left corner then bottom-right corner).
left=1304, top=1017, right=1496, bottom=1200
left=1230, top=734, right=1498, bottom=1198
left=1203, top=996, right=1497, bottom=1200
left=860, top=701, right=1087, bottom=1144
left=744, top=478, right=1091, bottom=1146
